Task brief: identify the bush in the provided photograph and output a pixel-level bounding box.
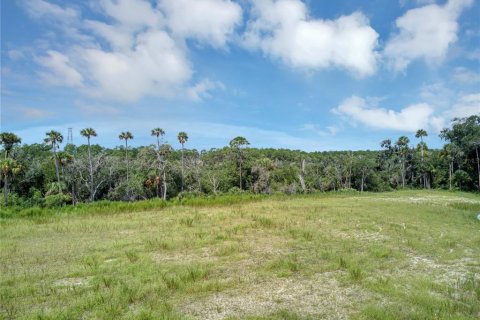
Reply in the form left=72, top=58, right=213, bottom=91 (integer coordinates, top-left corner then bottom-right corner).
left=45, top=194, right=71, bottom=208
left=227, top=187, right=244, bottom=195
left=176, top=191, right=204, bottom=200
left=337, top=188, right=358, bottom=193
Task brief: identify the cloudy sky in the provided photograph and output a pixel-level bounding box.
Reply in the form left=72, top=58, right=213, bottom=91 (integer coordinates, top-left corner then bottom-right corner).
left=1, top=0, right=479, bottom=151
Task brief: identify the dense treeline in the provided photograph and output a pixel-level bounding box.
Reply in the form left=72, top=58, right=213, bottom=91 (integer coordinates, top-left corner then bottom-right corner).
left=1, top=115, right=479, bottom=209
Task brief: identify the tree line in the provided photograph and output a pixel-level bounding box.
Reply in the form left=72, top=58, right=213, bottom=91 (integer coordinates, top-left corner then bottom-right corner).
left=1, top=115, right=479, bottom=208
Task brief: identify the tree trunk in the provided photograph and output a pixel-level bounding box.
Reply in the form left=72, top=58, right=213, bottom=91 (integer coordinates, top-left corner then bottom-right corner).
left=53, top=144, right=61, bottom=183
left=476, top=147, right=480, bottom=190
left=3, top=173, right=8, bottom=206
left=401, top=159, right=405, bottom=188
left=125, top=140, right=130, bottom=200
left=299, top=159, right=306, bottom=193
left=125, top=140, right=129, bottom=184
left=87, top=138, right=94, bottom=201
left=239, top=159, right=242, bottom=189
left=449, top=161, right=453, bottom=190
left=163, top=171, right=167, bottom=200
left=181, top=145, right=184, bottom=192
left=361, top=170, right=365, bottom=192
left=71, top=183, right=76, bottom=206
left=348, top=153, right=352, bottom=188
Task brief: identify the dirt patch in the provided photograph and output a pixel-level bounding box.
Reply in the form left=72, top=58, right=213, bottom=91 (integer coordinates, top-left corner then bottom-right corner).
left=152, top=247, right=215, bottom=265
left=335, top=230, right=388, bottom=242
left=370, top=195, right=480, bottom=205
left=406, top=253, right=479, bottom=284
left=181, top=271, right=366, bottom=320
left=53, top=277, right=90, bottom=287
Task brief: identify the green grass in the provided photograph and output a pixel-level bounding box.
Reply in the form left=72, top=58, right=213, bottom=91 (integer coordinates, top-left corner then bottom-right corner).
left=1, top=190, right=479, bottom=319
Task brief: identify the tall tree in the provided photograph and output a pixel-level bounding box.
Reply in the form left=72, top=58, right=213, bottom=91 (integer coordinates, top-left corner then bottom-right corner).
left=151, top=128, right=166, bottom=198
left=44, top=130, right=63, bottom=183
left=0, top=132, right=21, bottom=159
left=0, top=133, right=22, bottom=205
left=440, top=116, right=480, bottom=190
left=177, top=131, right=188, bottom=192
left=396, top=136, right=410, bottom=188
left=119, top=131, right=134, bottom=186
left=415, top=129, right=428, bottom=188
left=440, top=143, right=462, bottom=190
left=80, top=128, right=97, bottom=201
left=355, top=155, right=375, bottom=192
left=0, top=158, right=22, bottom=206
left=229, top=136, right=250, bottom=189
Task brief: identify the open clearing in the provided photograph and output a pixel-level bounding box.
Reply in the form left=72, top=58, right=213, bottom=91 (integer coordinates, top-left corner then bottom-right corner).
left=1, top=190, right=479, bottom=319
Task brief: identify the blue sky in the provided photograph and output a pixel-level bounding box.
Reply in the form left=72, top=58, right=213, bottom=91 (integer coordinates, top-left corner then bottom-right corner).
left=1, top=0, right=479, bottom=151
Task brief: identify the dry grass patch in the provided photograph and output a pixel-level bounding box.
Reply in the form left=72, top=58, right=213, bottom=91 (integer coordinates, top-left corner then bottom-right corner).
left=181, top=271, right=367, bottom=320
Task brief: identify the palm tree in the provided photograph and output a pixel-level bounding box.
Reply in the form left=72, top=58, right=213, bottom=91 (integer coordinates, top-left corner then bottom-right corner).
left=44, top=130, right=64, bottom=183
left=229, top=136, right=250, bottom=189
left=119, top=131, right=134, bottom=185
left=0, top=132, right=22, bottom=159
left=80, top=128, right=97, bottom=201
left=57, top=151, right=74, bottom=177
left=415, top=129, right=428, bottom=158
left=440, top=143, right=462, bottom=190
left=177, top=132, right=188, bottom=192
left=151, top=128, right=166, bottom=198
left=151, top=128, right=165, bottom=150
left=415, top=129, right=428, bottom=188
left=396, top=136, right=410, bottom=188
left=0, top=158, right=22, bottom=206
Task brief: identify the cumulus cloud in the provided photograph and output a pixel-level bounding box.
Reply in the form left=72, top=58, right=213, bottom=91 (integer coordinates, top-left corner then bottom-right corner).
left=36, top=50, right=84, bottom=87
left=447, top=93, right=480, bottom=119
left=80, top=30, right=193, bottom=101
left=242, top=0, right=379, bottom=76
left=385, top=0, right=473, bottom=72
left=332, top=96, right=441, bottom=132
left=25, top=0, right=242, bottom=102
left=98, top=0, right=162, bottom=29
left=159, top=0, right=242, bottom=48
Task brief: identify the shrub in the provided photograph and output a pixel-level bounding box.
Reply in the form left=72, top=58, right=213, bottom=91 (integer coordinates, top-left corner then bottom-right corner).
left=45, top=194, right=71, bottom=208
left=227, top=187, right=244, bottom=195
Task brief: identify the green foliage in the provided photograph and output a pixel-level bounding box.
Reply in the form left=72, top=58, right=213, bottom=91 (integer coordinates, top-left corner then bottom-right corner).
left=44, top=193, right=71, bottom=208
left=1, top=116, right=479, bottom=211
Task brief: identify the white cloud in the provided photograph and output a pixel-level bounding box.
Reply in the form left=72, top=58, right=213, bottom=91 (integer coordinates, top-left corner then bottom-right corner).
left=98, top=0, right=162, bottom=29
left=242, top=0, right=379, bottom=76
left=7, top=50, right=25, bottom=60
left=385, top=0, right=473, bottom=71
left=159, top=0, right=242, bottom=48
left=18, top=107, right=52, bottom=120
left=26, top=0, right=242, bottom=102
left=453, top=67, right=480, bottom=83
left=187, top=79, right=224, bottom=102
left=302, top=123, right=338, bottom=136
left=447, top=93, right=480, bottom=119
left=332, top=96, right=440, bottom=132
left=79, top=30, right=192, bottom=101
left=83, top=20, right=134, bottom=51
left=22, top=0, right=79, bottom=22
left=36, top=50, right=84, bottom=87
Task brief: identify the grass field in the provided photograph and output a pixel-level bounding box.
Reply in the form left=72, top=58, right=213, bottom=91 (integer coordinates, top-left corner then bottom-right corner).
left=1, top=190, right=479, bottom=320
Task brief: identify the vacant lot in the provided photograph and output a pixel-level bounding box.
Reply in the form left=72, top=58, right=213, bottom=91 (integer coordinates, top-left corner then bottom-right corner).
left=1, top=190, right=479, bottom=319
